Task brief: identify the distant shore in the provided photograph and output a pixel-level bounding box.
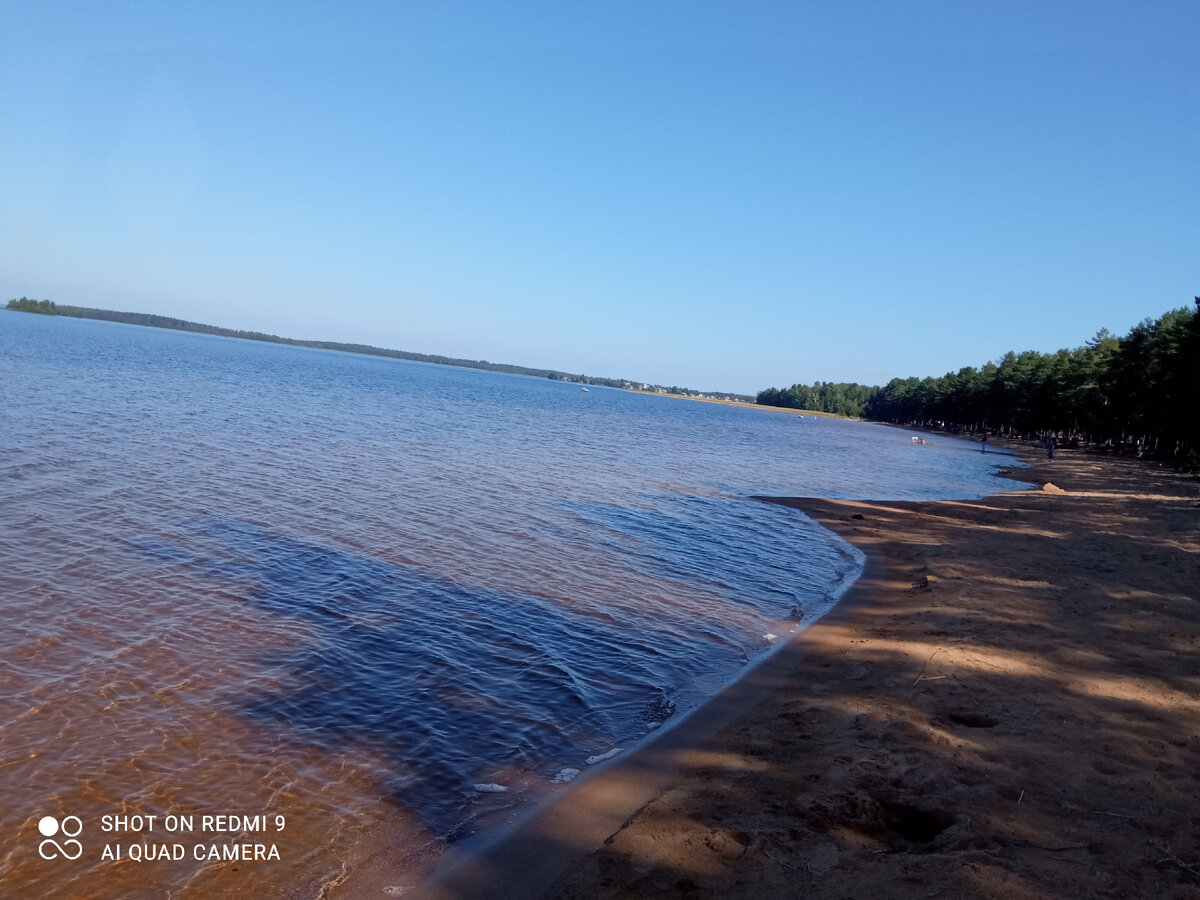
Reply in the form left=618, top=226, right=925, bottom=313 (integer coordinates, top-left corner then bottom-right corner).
left=630, top=388, right=844, bottom=418
left=3, top=304, right=755, bottom=403
left=405, top=437, right=1200, bottom=900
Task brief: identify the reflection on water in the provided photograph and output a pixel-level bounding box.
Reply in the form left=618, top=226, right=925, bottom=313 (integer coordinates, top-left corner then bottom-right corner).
left=0, top=311, right=1025, bottom=897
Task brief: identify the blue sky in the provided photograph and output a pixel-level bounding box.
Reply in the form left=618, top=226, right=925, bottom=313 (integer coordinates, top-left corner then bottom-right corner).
left=2, top=2, right=1197, bottom=394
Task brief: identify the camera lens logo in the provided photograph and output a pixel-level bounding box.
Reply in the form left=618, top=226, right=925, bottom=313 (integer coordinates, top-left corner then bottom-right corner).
left=38, top=815, right=83, bottom=861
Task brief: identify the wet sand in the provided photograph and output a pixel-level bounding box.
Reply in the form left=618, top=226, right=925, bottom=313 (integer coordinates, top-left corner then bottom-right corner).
left=406, top=440, right=1200, bottom=900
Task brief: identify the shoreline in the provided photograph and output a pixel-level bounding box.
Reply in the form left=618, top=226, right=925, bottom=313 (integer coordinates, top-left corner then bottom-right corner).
left=334, top=478, right=877, bottom=900
left=371, top=436, right=1018, bottom=899
left=392, top=438, right=1199, bottom=899
left=399, top=513, right=882, bottom=900
left=629, top=389, right=846, bottom=418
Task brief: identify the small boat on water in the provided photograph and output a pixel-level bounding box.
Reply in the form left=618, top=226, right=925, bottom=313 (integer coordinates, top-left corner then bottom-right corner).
left=581, top=386, right=589, bottom=392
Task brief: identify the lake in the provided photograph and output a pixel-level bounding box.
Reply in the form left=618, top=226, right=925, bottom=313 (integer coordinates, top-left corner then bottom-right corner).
left=0, top=310, right=1025, bottom=897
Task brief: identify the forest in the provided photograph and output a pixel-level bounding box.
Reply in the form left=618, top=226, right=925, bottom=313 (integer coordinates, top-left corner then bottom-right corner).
left=758, top=299, right=1200, bottom=468
left=6, top=297, right=58, bottom=314
left=755, top=382, right=876, bottom=418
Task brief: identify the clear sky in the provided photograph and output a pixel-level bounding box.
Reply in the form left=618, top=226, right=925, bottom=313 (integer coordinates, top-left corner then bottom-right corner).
left=3, top=2, right=1197, bottom=395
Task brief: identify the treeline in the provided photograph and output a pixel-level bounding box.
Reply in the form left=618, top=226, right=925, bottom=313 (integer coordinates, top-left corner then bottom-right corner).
left=864, top=300, right=1200, bottom=467
left=6, top=299, right=577, bottom=377
left=756, top=382, right=877, bottom=418
left=7, top=296, right=58, bottom=314
left=4, top=298, right=753, bottom=398
left=5, top=299, right=588, bottom=380
left=755, top=298, right=1199, bottom=467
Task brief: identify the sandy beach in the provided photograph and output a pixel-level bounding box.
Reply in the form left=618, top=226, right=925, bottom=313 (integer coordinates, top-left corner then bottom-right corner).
left=408, top=440, right=1200, bottom=900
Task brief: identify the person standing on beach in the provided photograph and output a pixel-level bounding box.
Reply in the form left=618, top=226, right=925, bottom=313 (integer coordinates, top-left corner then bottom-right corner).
left=981, top=433, right=988, bottom=453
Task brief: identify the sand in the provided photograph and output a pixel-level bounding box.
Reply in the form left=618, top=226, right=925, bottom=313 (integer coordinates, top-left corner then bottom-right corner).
left=410, top=440, right=1200, bottom=900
